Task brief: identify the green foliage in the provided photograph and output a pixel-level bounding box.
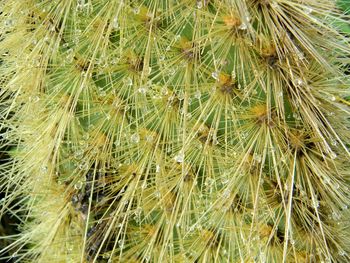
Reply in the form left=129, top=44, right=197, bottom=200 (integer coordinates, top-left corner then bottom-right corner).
left=0, top=0, right=350, bottom=262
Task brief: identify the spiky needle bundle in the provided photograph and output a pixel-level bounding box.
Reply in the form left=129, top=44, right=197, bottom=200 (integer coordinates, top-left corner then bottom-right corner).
left=0, top=0, right=350, bottom=262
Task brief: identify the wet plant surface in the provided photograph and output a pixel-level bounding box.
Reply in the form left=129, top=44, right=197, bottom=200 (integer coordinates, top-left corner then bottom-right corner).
left=0, top=0, right=350, bottom=262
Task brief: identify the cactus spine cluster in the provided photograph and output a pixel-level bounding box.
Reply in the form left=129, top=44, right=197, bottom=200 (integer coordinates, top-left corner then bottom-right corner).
left=1, top=0, right=350, bottom=262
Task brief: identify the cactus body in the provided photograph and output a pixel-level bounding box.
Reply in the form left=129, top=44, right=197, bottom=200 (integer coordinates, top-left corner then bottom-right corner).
left=1, top=0, right=350, bottom=262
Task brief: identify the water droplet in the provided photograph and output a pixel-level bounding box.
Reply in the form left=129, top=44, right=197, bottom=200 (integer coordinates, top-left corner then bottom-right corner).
left=4, top=19, right=14, bottom=27
left=270, top=2, right=278, bottom=8
left=74, top=150, right=84, bottom=159
left=155, top=191, right=161, bottom=198
left=137, top=87, right=147, bottom=94
left=296, top=49, right=305, bottom=60
left=41, top=165, right=48, bottom=173
left=74, top=181, right=83, bottom=190
left=332, top=211, right=340, bottom=220
left=196, top=1, right=203, bottom=9
left=304, top=6, right=313, bottom=15
left=238, top=23, right=247, bottom=30
left=144, top=66, right=152, bottom=74
left=253, top=153, right=262, bottom=163
left=32, top=96, right=40, bottom=103
left=177, top=90, right=185, bottom=100
left=168, top=68, right=176, bottom=75
left=134, top=206, right=142, bottom=215
left=194, top=90, right=201, bottom=99
left=222, top=189, right=231, bottom=198
left=221, top=178, right=229, bottom=185
left=123, top=77, right=133, bottom=86
left=156, top=164, right=161, bottom=173
left=79, top=162, right=89, bottom=170
left=118, top=240, right=124, bottom=249
left=112, top=17, right=119, bottom=29
left=329, top=151, right=337, bottom=160
left=144, top=135, right=152, bottom=143
left=130, top=133, right=140, bottom=143
left=133, top=7, right=140, bottom=14
left=67, top=244, right=74, bottom=252
left=175, top=152, right=185, bottom=163
left=160, top=87, right=168, bottom=96
left=211, top=71, right=219, bottom=80
left=231, top=71, right=236, bottom=80
left=295, top=78, right=304, bottom=86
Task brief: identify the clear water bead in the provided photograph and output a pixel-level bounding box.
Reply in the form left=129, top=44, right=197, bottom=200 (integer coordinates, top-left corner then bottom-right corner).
left=329, top=151, right=337, bottom=160
left=238, top=23, right=247, bottom=30
left=295, top=78, right=304, bottom=86
left=41, top=165, right=48, bottom=173
left=196, top=1, right=203, bottom=9
left=231, top=70, right=236, bottom=79
left=194, top=90, right=201, bottom=99
left=4, top=19, right=14, bottom=27
left=112, top=17, right=119, bottom=29
left=118, top=240, right=124, bottom=248
left=130, top=133, right=140, bottom=143
left=145, top=135, right=153, bottom=143
left=270, top=2, right=278, bottom=8
left=125, top=77, right=133, bottom=86
left=79, top=162, right=89, bottom=170
left=175, top=152, right=185, bottom=163
left=168, top=68, right=176, bottom=75
left=211, top=71, right=219, bottom=80
left=304, top=6, right=313, bottom=15
left=144, top=66, right=152, bottom=74
left=253, top=153, right=262, bottom=163
left=74, top=150, right=84, bottom=159
left=177, top=90, right=185, bottom=100
left=74, top=181, right=83, bottom=190
left=138, top=87, right=147, bottom=94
